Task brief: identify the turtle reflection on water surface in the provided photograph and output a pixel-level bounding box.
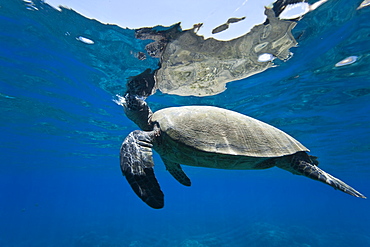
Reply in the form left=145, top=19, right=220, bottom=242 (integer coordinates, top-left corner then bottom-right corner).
left=117, top=94, right=366, bottom=209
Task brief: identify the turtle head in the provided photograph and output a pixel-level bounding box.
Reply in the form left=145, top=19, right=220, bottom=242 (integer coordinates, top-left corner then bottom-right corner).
left=120, top=93, right=153, bottom=131
left=115, top=68, right=157, bottom=130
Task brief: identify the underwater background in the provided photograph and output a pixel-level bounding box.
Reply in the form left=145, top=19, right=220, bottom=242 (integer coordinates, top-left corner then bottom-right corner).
left=1, top=0, right=370, bottom=246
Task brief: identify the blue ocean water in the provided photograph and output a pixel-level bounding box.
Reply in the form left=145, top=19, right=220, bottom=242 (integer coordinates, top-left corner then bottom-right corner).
left=1, top=0, right=370, bottom=246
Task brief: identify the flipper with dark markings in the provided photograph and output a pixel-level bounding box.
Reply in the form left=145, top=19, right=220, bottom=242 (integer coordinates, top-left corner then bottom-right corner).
left=163, top=159, right=191, bottom=186
left=284, top=152, right=366, bottom=199
left=120, top=129, right=164, bottom=209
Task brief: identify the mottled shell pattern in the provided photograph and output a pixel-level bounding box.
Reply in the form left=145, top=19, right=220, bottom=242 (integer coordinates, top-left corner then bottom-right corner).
left=151, top=106, right=308, bottom=157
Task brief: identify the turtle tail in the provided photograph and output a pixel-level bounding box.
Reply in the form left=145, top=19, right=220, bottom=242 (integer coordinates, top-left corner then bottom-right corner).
left=290, top=152, right=366, bottom=199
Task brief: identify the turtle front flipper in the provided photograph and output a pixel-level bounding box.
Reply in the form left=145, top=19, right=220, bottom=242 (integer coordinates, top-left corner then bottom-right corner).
left=163, top=159, right=191, bottom=186
left=282, top=152, right=366, bottom=199
left=120, top=130, right=164, bottom=209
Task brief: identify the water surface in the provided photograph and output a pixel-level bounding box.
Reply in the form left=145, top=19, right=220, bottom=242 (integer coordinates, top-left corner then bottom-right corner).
left=1, top=0, right=370, bottom=246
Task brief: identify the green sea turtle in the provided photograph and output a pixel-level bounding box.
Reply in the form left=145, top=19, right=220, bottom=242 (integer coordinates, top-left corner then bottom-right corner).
left=119, top=94, right=366, bottom=208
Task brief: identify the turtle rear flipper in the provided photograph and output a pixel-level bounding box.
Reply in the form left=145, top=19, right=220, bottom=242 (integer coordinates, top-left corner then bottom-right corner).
left=287, top=152, right=366, bottom=199
left=163, top=159, right=191, bottom=186
left=120, top=130, right=164, bottom=209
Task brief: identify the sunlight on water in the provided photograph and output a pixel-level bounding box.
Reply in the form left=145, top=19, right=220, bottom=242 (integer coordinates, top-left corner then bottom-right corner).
left=76, top=36, right=95, bottom=45
left=335, top=55, right=359, bottom=67
left=1, top=0, right=370, bottom=246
